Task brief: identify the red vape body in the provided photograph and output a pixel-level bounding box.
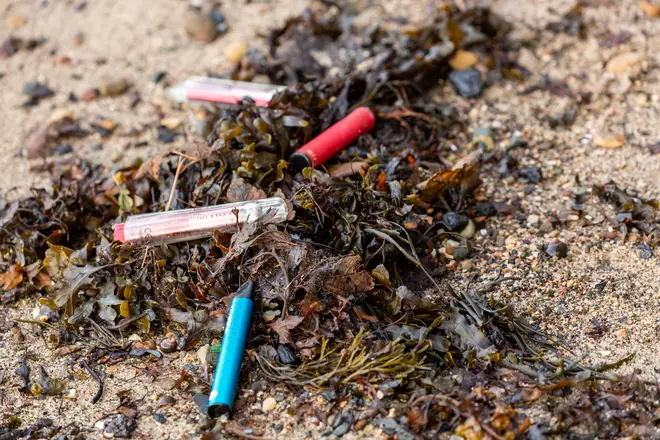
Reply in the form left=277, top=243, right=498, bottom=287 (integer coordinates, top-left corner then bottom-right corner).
left=289, top=107, right=376, bottom=171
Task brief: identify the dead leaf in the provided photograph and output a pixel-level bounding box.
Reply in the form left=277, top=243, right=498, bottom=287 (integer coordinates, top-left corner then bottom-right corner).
left=605, top=52, right=645, bottom=74
left=0, top=201, right=18, bottom=229
left=267, top=315, right=303, bottom=344
left=135, top=153, right=165, bottom=180
left=449, top=50, right=478, bottom=70
left=329, top=161, right=369, bottom=177
left=371, top=264, right=391, bottom=286
left=353, top=306, right=378, bottom=322
left=595, top=134, right=625, bottom=149
left=53, top=345, right=82, bottom=357
left=418, top=151, right=481, bottom=203
left=256, top=230, right=295, bottom=250
left=43, top=243, right=73, bottom=280
left=54, top=265, right=106, bottom=308
left=447, top=19, right=464, bottom=48
left=324, top=255, right=375, bottom=296
left=135, top=316, right=150, bottom=333
left=640, top=1, right=660, bottom=16
left=7, top=16, right=27, bottom=30
left=440, top=309, right=496, bottom=358
left=226, top=175, right=267, bottom=202
left=35, top=272, right=54, bottom=289
left=0, top=264, right=23, bottom=290
left=295, top=336, right=318, bottom=349
left=408, top=407, right=427, bottom=433
left=120, top=300, right=132, bottom=318
left=520, top=388, right=543, bottom=402
left=26, top=127, right=52, bottom=159
left=455, top=416, right=483, bottom=440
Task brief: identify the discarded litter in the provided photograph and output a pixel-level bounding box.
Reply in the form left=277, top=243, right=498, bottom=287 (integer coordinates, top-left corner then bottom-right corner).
left=113, top=198, right=288, bottom=244
left=169, top=77, right=284, bottom=106
left=208, top=280, right=255, bottom=417
left=288, top=107, right=375, bottom=172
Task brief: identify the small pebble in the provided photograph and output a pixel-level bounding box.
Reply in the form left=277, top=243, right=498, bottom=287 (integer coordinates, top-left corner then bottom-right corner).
left=354, top=420, right=368, bottom=431
left=225, top=41, right=248, bottom=63
left=134, top=340, right=156, bottom=350
left=526, top=214, right=540, bottom=226
left=73, top=32, right=84, bottom=46
left=22, top=81, right=54, bottom=98
left=539, top=222, right=553, bottom=233
left=155, top=378, right=177, bottom=391
left=545, top=240, right=568, bottom=258
left=153, top=413, right=167, bottom=424
left=637, top=243, right=653, bottom=259
left=82, top=89, right=98, bottom=101
left=459, top=220, right=476, bottom=238
left=160, top=117, right=182, bottom=130
left=276, top=344, right=298, bottom=365
left=158, top=395, right=176, bottom=407
left=448, top=68, right=482, bottom=98
left=520, top=166, right=543, bottom=183
left=99, top=77, right=128, bottom=96
left=475, top=202, right=497, bottom=217
left=159, top=338, right=177, bottom=353
left=11, top=327, right=25, bottom=343
left=263, top=310, right=280, bottom=322
left=185, top=11, right=218, bottom=43
left=151, top=71, right=166, bottom=83
left=262, top=396, right=277, bottom=412
left=330, top=422, right=351, bottom=438
left=442, top=212, right=469, bottom=232
left=194, top=309, right=209, bottom=323
left=452, top=246, right=470, bottom=261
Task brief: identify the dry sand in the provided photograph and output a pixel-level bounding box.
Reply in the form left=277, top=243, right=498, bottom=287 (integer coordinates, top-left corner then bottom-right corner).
left=1, top=0, right=660, bottom=438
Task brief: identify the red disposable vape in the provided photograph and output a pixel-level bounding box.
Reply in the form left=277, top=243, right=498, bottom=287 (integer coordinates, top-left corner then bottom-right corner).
left=169, top=77, right=285, bottom=107
left=288, top=107, right=376, bottom=172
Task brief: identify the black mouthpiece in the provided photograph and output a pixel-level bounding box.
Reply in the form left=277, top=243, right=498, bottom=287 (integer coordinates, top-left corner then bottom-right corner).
left=235, top=279, right=255, bottom=300
left=208, top=403, right=231, bottom=418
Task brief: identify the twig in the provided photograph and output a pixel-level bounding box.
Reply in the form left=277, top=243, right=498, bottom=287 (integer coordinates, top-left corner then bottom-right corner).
left=364, top=227, right=444, bottom=294
left=260, top=251, right=290, bottom=317
left=498, top=359, right=545, bottom=379
left=80, top=360, right=103, bottom=404
left=14, top=318, right=57, bottom=330
left=105, top=311, right=149, bottom=331
left=84, top=317, right=122, bottom=348
left=172, top=150, right=200, bottom=161
left=224, top=422, right=270, bottom=440
left=481, top=422, right=508, bottom=440
left=165, top=157, right=185, bottom=211
left=409, top=393, right=461, bottom=408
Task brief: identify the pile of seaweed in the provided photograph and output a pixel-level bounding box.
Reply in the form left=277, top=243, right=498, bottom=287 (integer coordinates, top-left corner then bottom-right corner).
left=0, top=3, right=656, bottom=439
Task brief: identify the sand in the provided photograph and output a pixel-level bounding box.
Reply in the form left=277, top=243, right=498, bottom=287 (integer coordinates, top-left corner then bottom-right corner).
left=1, top=0, right=660, bottom=438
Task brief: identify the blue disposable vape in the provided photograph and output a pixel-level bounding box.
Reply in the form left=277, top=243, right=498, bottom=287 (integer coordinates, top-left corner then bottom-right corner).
left=208, top=280, right=255, bottom=417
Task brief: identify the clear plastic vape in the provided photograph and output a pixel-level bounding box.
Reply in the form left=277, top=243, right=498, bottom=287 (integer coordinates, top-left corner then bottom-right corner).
left=169, top=77, right=284, bottom=106
left=114, top=197, right=289, bottom=244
